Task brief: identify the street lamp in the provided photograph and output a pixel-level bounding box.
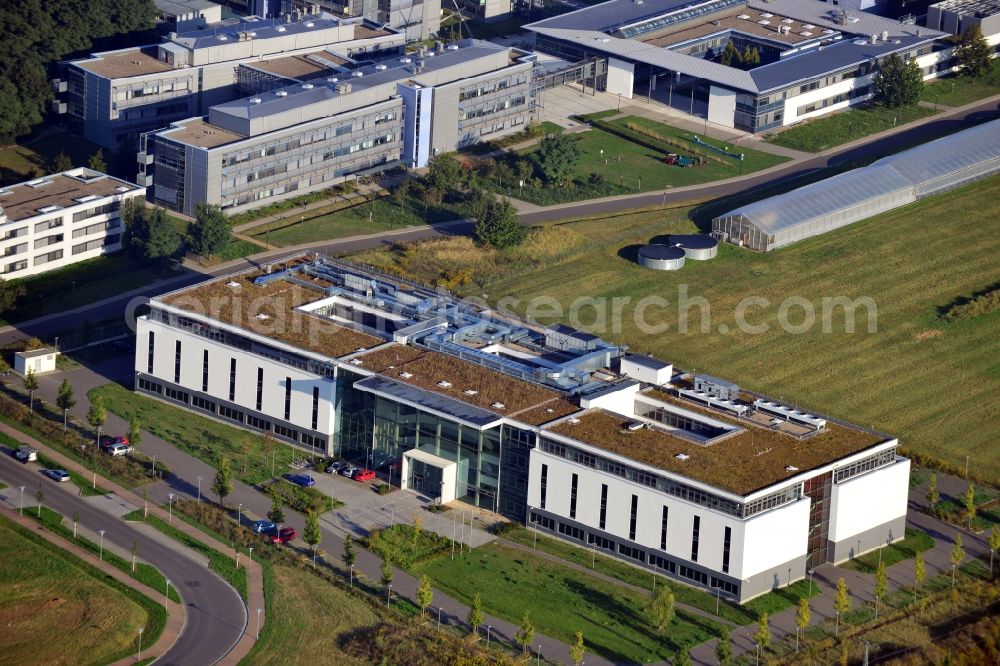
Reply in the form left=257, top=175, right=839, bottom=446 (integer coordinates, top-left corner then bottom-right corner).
left=168, top=493, right=174, bottom=522
left=536, top=644, right=542, bottom=666
left=486, top=625, right=492, bottom=648
left=256, top=608, right=263, bottom=639
left=437, top=606, right=443, bottom=631
left=350, top=564, right=355, bottom=588
left=164, top=579, right=171, bottom=610
left=137, top=627, right=143, bottom=662
left=197, top=476, right=202, bottom=502
left=238, top=503, right=242, bottom=526
left=808, top=569, right=815, bottom=597
left=386, top=584, right=392, bottom=607
left=19, top=486, right=25, bottom=516
left=99, top=530, right=106, bottom=561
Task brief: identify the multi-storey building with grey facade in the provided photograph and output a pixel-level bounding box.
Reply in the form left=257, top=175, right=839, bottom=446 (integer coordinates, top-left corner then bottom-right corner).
left=53, top=12, right=404, bottom=151
left=294, top=0, right=441, bottom=42
left=143, top=40, right=534, bottom=216
left=0, top=169, right=145, bottom=279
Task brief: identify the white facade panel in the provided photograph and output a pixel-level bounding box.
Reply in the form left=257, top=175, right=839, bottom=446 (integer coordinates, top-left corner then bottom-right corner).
left=828, top=458, right=910, bottom=544
left=605, top=58, right=634, bottom=99
left=707, top=85, right=736, bottom=129
left=738, top=497, right=809, bottom=580
left=620, top=357, right=671, bottom=385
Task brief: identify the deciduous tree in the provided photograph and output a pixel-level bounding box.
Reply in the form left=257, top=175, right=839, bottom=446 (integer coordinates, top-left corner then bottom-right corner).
left=212, top=457, right=233, bottom=507
left=474, top=194, right=524, bottom=249
left=534, top=134, right=580, bottom=186
left=190, top=203, right=231, bottom=258
left=570, top=631, right=586, bottom=666
left=23, top=368, right=38, bottom=411
left=950, top=533, right=965, bottom=585
left=267, top=495, right=285, bottom=524
left=955, top=24, right=992, bottom=79
left=304, top=510, right=321, bottom=564
left=57, top=378, right=75, bottom=430
left=417, top=574, right=433, bottom=618
left=927, top=473, right=940, bottom=509
left=834, top=577, right=851, bottom=635
left=88, top=149, right=108, bottom=173
left=515, top=611, right=535, bottom=655
left=648, top=584, right=676, bottom=633
left=716, top=625, right=733, bottom=664
left=795, top=597, right=810, bottom=652
left=873, top=53, right=923, bottom=108
left=467, top=592, right=484, bottom=634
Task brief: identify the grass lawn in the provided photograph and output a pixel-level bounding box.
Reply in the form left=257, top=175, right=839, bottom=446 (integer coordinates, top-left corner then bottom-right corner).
left=5, top=253, right=166, bottom=324
left=0, top=128, right=102, bottom=185
left=353, top=175, right=1000, bottom=481
left=766, top=104, right=938, bottom=152
left=414, top=541, right=724, bottom=663
left=919, top=60, right=1000, bottom=107
left=839, top=528, right=935, bottom=574
left=933, top=484, right=1000, bottom=532
left=364, top=524, right=452, bottom=568
left=90, top=382, right=296, bottom=486
left=250, top=195, right=464, bottom=247
left=217, top=238, right=265, bottom=261
left=0, top=514, right=163, bottom=666
left=123, top=509, right=247, bottom=600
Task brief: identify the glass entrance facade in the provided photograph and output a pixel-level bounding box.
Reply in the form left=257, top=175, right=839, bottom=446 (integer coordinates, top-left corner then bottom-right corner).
left=407, top=458, right=444, bottom=498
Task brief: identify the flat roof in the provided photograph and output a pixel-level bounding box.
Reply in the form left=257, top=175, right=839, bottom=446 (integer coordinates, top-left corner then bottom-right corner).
left=162, top=117, right=246, bottom=148
left=246, top=52, right=351, bottom=80
left=171, top=14, right=348, bottom=50
left=0, top=170, right=141, bottom=223
left=355, top=375, right=502, bottom=428
left=74, top=47, right=173, bottom=79
left=547, top=405, right=885, bottom=495
left=642, top=6, right=825, bottom=47
left=159, top=266, right=383, bottom=359
left=930, top=0, right=1000, bottom=14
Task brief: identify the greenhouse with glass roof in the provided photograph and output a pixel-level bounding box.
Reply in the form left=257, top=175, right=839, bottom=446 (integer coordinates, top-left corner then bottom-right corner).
left=712, top=119, right=1000, bottom=252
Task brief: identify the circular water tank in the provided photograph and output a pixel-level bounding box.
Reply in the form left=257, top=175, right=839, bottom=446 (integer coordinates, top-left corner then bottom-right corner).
left=669, top=234, right=718, bottom=260
left=638, top=245, right=686, bottom=271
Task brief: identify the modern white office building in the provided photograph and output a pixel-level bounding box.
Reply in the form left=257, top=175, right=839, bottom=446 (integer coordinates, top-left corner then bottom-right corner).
left=0, top=168, right=145, bottom=279
left=142, top=40, right=535, bottom=215
left=296, top=0, right=442, bottom=42
left=136, top=254, right=909, bottom=602
left=53, top=12, right=405, bottom=150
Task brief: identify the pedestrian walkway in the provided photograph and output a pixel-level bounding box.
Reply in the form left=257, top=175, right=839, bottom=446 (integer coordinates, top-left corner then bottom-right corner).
left=0, top=503, right=186, bottom=665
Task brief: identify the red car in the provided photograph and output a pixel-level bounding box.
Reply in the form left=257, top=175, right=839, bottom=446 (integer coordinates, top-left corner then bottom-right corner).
left=353, top=469, right=376, bottom=483
left=270, top=528, right=296, bottom=545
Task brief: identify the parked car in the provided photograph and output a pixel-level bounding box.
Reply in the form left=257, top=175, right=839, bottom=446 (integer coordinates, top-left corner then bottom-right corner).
left=325, top=461, right=346, bottom=475
left=43, top=469, right=71, bottom=483
left=271, top=527, right=296, bottom=545
left=288, top=473, right=316, bottom=487
left=353, top=469, right=376, bottom=483
left=339, top=465, right=359, bottom=478
left=251, top=520, right=277, bottom=534
left=14, top=445, right=38, bottom=463
left=99, top=436, right=129, bottom=453
left=107, top=442, right=133, bottom=457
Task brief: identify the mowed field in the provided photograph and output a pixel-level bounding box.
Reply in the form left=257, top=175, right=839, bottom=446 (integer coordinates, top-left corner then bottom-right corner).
left=0, top=519, right=151, bottom=666
left=450, top=176, right=1000, bottom=480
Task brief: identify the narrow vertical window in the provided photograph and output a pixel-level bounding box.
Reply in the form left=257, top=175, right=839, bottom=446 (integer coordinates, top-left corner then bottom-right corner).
left=599, top=484, right=608, bottom=530
left=629, top=494, right=638, bottom=541
left=569, top=473, right=578, bottom=519
left=691, top=515, right=701, bottom=562
left=256, top=367, right=263, bottom=411
left=311, top=386, right=319, bottom=430
left=202, top=349, right=209, bottom=392
left=284, top=376, right=292, bottom=421
left=147, top=331, right=155, bottom=373
left=722, top=526, right=732, bottom=574
left=540, top=464, right=548, bottom=510
left=660, top=505, right=669, bottom=550
left=173, top=340, right=181, bottom=383
left=229, top=358, right=236, bottom=401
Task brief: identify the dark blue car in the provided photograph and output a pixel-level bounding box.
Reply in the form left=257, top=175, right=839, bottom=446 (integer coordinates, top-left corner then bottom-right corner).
left=251, top=520, right=277, bottom=534
left=288, top=473, right=316, bottom=488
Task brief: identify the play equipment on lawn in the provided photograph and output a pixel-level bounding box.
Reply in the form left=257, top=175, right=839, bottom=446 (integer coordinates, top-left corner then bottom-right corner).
left=664, top=153, right=696, bottom=167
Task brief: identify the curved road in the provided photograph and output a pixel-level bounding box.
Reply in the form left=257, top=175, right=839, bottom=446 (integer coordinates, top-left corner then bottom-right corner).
left=4, top=96, right=998, bottom=345
left=0, top=453, right=246, bottom=665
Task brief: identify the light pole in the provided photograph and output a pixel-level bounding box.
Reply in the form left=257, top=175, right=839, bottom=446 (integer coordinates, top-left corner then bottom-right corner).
left=249, top=546, right=254, bottom=563
left=350, top=564, right=355, bottom=588
left=536, top=644, right=541, bottom=666
left=19, top=486, right=25, bottom=516
left=197, top=476, right=202, bottom=502
left=437, top=606, right=443, bottom=630
left=168, top=493, right=174, bottom=522
left=386, top=584, right=392, bottom=607
left=99, top=530, right=106, bottom=561
left=716, top=587, right=721, bottom=615
left=486, top=625, right=492, bottom=648
left=256, top=608, right=262, bottom=639
left=137, top=627, right=143, bottom=662
left=238, top=502, right=242, bottom=526
left=808, top=569, right=815, bottom=597
left=165, top=579, right=171, bottom=610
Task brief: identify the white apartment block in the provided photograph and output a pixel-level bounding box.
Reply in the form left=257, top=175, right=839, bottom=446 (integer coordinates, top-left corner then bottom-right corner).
left=135, top=255, right=910, bottom=603
left=0, top=169, right=145, bottom=280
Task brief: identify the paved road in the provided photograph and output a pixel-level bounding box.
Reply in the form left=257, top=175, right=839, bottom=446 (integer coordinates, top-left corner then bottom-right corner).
left=0, top=452, right=246, bottom=666
left=3, top=96, right=997, bottom=349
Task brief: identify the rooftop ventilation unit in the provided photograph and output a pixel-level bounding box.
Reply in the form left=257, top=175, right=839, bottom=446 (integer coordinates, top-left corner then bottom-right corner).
left=75, top=194, right=100, bottom=203
left=301, top=83, right=314, bottom=89
left=491, top=402, right=505, bottom=410
left=674, top=453, right=690, bottom=460
left=350, top=358, right=363, bottom=365
left=803, top=23, right=815, bottom=29
left=799, top=30, right=812, bottom=36
left=399, top=371, right=413, bottom=379
left=375, top=64, right=387, bottom=71
left=626, top=421, right=644, bottom=431
left=250, top=97, right=262, bottom=104
left=352, top=71, right=364, bottom=77
left=758, top=19, right=770, bottom=25
left=463, top=389, right=478, bottom=395
left=277, top=26, right=286, bottom=32
left=226, top=280, right=240, bottom=288
left=275, top=90, right=288, bottom=97
left=400, top=57, right=412, bottom=63
left=255, top=313, right=270, bottom=320
left=854, top=38, right=867, bottom=45
left=737, top=13, right=750, bottom=19
left=115, top=186, right=130, bottom=193
left=218, top=35, right=228, bottom=40
left=26, top=178, right=50, bottom=188
left=37, top=205, right=61, bottom=213
left=437, top=380, right=452, bottom=388
left=880, top=30, right=889, bottom=41
left=305, top=21, right=314, bottom=27
left=785, top=465, right=799, bottom=472
left=567, top=417, right=581, bottom=424
left=781, top=17, right=793, bottom=23
left=760, top=12, right=773, bottom=17
left=446, top=44, right=459, bottom=50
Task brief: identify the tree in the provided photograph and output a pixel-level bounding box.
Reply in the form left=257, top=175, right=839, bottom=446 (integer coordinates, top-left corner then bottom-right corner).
left=380, top=557, right=393, bottom=587
left=120, top=197, right=147, bottom=255
left=426, top=154, right=463, bottom=193
left=51, top=150, right=73, bottom=173
left=988, top=526, right=1000, bottom=578
left=304, top=510, right=321, bottom=564
left=873, top=53, right=923, bottom=108
left=23, top=368, right=38, bottom=411
left=212, top=457, right=233, bottom=507
left=914, top=551, right=926, bottom=604
left=412, top=513, right=423, bottom=546
left=343, top=534, right=357, bottom=567
left=749, top=47, right=761, bottom=67
left=515, top=611, right=535, bottom=655
left=874, top=560, right=888, bottom=617
left=795, top=597, right=810, bottom=652
left=950, top=533, right=965, bottom=585
left=674, top=647, right=692, bottom=666
left=495, top=161, right=514, bottom=189
left=88, top=149, right=108, bottom=173
left=515, top=158, right=534, bottom=187
left=141, top=209, right=182, bottom=263
left=755, top=612, right=771, bottom=653
left=927, top=473, right=940, bottom=509
left=534, top=134, right=580, bottom=186
left=127, top=417, right=142, bottom=449
left=569, top=631, right=586, bottom=666
left=834, top=577, right=851, bottom=635
left=56, top=378, right=75, bottom=430
left=190, top=203, right=231, bottom=258
left=0, top=279, right=25, bottom=316
left=267, top=495, right=285, bottom=524
left=721, top=41, right=741, bottom=67
left=417, top=574, right=433, bottom=619
left=474, top=195, right=524, bottom=249
left=955, top=24, right=992, bottom=80
left=964, top=483, right=977, bottom=527
left=648, top=584, right=676, bottom=633
left=716, top=625, right=733, bottom=665
left=467, top=592, right=484, bottom=634
left=87, top=395, right=106, bottom=439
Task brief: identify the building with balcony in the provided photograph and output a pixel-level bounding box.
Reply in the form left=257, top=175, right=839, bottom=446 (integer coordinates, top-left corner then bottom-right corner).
left=0, top=168, right=144, bottom=279
left=135, top=253, right=909, bottom=603
left=53, top=12, right=404, bottom=151
left=142, top=40, right=534, bottom=216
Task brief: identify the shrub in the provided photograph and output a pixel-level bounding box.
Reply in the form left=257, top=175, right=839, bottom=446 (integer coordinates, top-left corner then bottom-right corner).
left=377, top=483, right=395, bottom=496
left=265, top=479, right=340, bottom=515
left=363, top=524, right=452, bottom=568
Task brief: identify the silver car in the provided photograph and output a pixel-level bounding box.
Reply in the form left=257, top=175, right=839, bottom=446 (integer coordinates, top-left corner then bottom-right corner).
left=43, top=469, right=71, bottom=482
